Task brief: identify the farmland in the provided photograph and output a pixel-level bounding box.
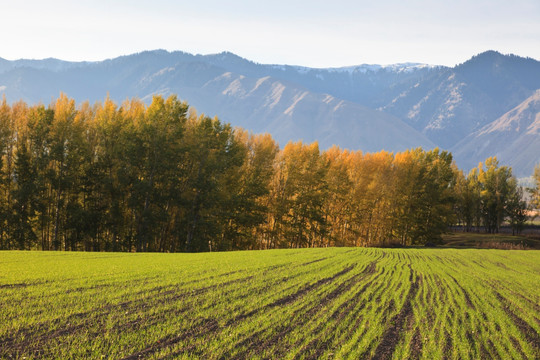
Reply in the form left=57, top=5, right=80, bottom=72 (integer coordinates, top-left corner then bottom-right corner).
left=1, top=249, right=539, bottom=359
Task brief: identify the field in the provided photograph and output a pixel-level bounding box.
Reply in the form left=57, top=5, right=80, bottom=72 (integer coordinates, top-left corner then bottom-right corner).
left=1, top=249, right=539, bottom=359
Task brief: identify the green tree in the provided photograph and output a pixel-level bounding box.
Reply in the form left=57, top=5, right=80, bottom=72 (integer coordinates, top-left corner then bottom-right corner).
left=454, top=168, right=474, bottom=232
left=0, top=97, right=12, bottom=249
left=26, top=105, right=54, bottom=250
left=390, top=148, right=455, bottom=245
left=182, top=114, right=241, bottom=252
left=412, top=148, right=456, bottom=244
left=478, top=157, right=514, bottom=233
left=506, top=184, right=528, bottom=235
left=219, top=131, right=278, bottom=250
left=128, top=95, right=188, bottom=252
left=10, top=138, right=38, bottom=249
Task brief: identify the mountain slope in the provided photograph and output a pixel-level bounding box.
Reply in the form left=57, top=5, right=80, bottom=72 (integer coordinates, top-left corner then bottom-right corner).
left=452, top=89, right=540, bottom=177
left=381, top=51, right=540, bottom=148
left=176, top=71, right=435, bottom=150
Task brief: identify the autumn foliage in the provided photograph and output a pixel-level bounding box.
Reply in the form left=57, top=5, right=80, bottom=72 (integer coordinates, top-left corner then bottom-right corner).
left=0, top=95, right=530, bottom=251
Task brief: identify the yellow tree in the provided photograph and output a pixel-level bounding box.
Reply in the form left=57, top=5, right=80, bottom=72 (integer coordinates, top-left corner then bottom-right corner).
left=48, top=94, right=79, bottom=250
left=323, top=147, right=356, bottom=247
left=62, top=101, right=94, bottom=251
left=25, top=105, right=55, bottom=249
left=353, top=151, right=394, bottom=246
left=269, top=141, right=328, bottom=248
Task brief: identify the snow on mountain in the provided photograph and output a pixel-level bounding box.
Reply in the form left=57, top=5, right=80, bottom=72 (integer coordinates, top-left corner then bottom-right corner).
left=281, top=63, right=438, bottom=75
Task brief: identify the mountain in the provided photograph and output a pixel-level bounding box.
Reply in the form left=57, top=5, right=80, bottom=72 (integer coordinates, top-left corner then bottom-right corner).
left=452, top=90, right=540, bottom=177
left=380, top=51, right=540, bottom=149
left=0, top=50, right=538, bottom=174
left=0, top=57, right=89, bottom=73
left=0, top=50, right=434, bottom=152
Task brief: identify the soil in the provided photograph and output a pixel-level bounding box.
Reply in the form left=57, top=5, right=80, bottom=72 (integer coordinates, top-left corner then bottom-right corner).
left=371, top=271, right=420, bottom=360
left=495, top=292, right=540, bottom=354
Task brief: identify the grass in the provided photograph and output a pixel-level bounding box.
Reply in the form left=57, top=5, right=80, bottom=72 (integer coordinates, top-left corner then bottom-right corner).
left=1, top=249, right=539, bottom=359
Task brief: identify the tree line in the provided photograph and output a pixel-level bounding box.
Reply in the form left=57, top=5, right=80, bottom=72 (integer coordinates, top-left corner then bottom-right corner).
left=0, top=94, right=536, bottom=252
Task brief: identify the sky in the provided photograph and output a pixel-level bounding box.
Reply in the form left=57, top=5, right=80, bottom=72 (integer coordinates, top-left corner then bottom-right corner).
left=1, top=0, right=539, bottom=68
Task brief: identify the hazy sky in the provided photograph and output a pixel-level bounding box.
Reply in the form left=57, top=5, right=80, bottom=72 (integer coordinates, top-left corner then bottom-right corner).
left=1, top=0, right=538, bottom=67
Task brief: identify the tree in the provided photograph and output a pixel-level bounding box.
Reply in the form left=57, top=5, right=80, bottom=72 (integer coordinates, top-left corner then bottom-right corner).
left=454, top=168, right=474, bottom=231
left=530, top=165, right=540, bottom=210
left=63, top=101, right=97, bottom=251
left=10, top=138, right=38, bottom=249
left=26, top=105, right=54, bottom=250
left=323, top=147, right=355, bottom=247
left=127, top=95, right=188, bottom=252
left=182, top=114, right=241, bottom=252
left=272, top=142, right=328, bottom=248
left=0, top=94, right=533, bottom=252
left=506, top=184, right=528, bottom=235
left=477, top=157, right=514, bottom=233
left=0, top=97, right=15, bottom=249
left=465, top=167, right=483, bottom=231
left=411, top=148, right=456, bottom=244
left=390, top=148, right=455, bottom=245
left=219, top=131, right=278, bottom=250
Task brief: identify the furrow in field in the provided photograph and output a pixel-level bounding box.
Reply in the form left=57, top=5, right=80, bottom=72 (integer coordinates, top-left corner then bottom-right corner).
left=442, top=330, right=453, bottom=360
left=335, top=256, right=410, bottom=358
left=220, top=255, right=383, bottom=359
left=447, top=275, right=476, bottom=310
left=120, top=317, right=221, bottom=360
left=495, top=291, right=540, bottom=356
left=299, top=268, right=387, bottom=358
left=226, top=264, right=359, bottom=358
left=283, top=261, right=380, bottom=359
left=408, top=327, right=423, bottom=360
left=509, top=335, right=528, bottom=359
left=0, top=271, right=254, bottom=354
left=0, top=282, right=42, bottom=289
left=430, top=275, right=454, bottom=358
left=371, top=268, right=420, bottom=360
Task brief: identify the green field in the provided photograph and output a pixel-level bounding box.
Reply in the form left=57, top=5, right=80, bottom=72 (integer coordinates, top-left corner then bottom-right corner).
left=1, top=249, right=539, bottom=359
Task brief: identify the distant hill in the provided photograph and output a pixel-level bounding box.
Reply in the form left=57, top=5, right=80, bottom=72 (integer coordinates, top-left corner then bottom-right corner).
left=453, top=90, right=540, bottom=177
left=0, top=50, right=538, bottom=175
